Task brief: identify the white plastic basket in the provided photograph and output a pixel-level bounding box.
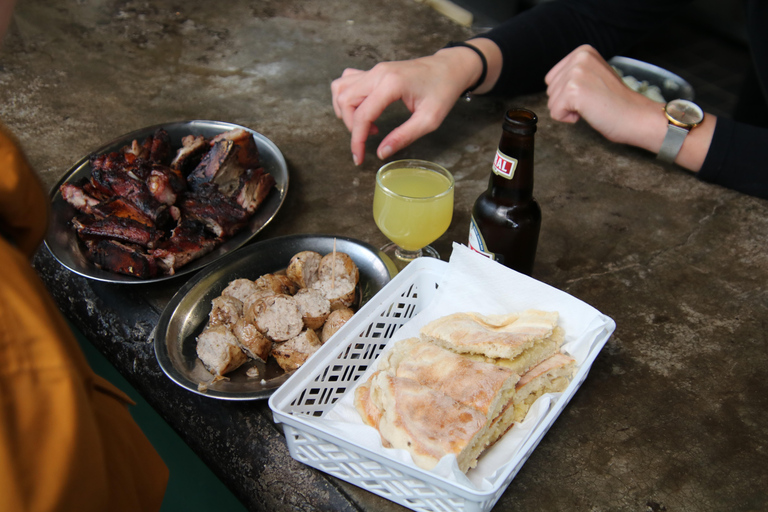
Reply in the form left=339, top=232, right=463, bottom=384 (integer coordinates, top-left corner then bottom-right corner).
left=269, top=256, right=613, bottom=512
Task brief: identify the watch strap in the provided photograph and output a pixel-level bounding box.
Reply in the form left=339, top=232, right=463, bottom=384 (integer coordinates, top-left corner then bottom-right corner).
left=657, top=123, right=690, bottom=163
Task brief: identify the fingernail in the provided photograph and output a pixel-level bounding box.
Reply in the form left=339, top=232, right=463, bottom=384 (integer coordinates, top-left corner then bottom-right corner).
left=379, top=145, right=392, bottom=160
left=352, top=153, right=359, bottom=166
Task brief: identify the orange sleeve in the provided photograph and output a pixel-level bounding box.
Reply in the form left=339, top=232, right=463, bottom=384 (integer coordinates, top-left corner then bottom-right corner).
left=0, top=124, right=49, bottom=258
left=0, top=125, right=168, bottom=512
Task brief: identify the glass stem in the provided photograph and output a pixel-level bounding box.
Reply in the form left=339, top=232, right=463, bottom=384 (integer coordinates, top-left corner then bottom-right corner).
left=394, top=246, right=423, bottom=262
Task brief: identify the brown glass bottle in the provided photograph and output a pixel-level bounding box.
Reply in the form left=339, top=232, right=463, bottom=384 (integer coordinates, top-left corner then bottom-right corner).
left=468, top=108, right=541, bottom=275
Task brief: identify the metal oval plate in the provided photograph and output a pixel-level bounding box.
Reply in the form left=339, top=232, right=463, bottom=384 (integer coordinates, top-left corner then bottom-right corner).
left=609, top=56, right=695, bottom=102
left=154, top=234, right=393, bottom=400
left=44, top=120, right=289, bottom=284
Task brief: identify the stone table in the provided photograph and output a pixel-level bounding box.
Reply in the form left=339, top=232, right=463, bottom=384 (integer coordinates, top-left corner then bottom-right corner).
left=2, top=0, right=767, bottom=510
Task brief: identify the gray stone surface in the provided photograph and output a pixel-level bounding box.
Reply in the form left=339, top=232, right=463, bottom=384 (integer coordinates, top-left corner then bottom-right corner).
left=2, top=1, right=767, bottom=511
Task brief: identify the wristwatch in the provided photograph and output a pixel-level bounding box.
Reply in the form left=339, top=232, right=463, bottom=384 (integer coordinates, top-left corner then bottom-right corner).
left=657, top=98, right=704, bottom=163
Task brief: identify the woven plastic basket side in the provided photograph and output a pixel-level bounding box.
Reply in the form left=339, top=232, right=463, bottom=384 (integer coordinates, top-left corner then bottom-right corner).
left=282, top=424, right=499, bottom=512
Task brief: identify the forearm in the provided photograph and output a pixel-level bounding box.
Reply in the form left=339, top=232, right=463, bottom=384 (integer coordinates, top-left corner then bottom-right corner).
left=481, top=0, right=692, bottom=95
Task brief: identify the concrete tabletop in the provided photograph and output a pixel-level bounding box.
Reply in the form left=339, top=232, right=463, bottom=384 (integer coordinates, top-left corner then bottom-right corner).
left=3, top=0, right=767, bottom=511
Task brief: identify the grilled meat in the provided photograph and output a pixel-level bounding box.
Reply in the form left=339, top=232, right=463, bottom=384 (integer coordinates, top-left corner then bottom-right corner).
left=61, top=127, right=275, bottom=278
left=210, top=128, right=260, bottom=169
left=170, top=134, right=208, bottom=176
left=180, top=184, right=250, bottom=238
left=72, top=214, right=162, bottom=249
left=147, top=164, right=186, bottom=205
left=60, top=181, right=100, bottom=214
left=233, top=167, right=276, bottom=214
left=187, top=139, right=244, bottom=194
left=91, top=197, right=154, bottom=226
left=123, top=129, right=173, bottom=164
left=152, top=220, right=219, bottom=275
left=85, top=239, right=159, bottom=278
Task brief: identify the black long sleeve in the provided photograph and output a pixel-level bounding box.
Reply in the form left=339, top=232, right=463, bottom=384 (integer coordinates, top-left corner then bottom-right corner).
left=478, top=0, right=768, bottom=200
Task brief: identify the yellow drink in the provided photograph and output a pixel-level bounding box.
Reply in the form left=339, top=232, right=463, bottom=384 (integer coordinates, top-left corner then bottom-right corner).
left=373, top=166, right=454, bottom=251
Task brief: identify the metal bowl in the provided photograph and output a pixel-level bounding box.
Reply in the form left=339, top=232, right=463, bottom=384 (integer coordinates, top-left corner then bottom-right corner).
left=609, top=56, right=695, bottom=102
left=45, top=120, right=289, bottom=284
left=154, top=234, right=394, bottom=400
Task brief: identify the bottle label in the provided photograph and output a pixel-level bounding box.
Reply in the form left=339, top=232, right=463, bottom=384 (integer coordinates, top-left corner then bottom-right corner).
left=493, top=149, right=518, bottom=179
left=468, top=215, right=497, bottom=261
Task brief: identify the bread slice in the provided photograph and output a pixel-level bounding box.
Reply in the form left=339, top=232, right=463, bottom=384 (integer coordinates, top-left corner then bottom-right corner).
left=512, top=353, right=576, bottom=423
left=362, top=371, right=489, bottom=472
left=484, top=325, right=565, bottom=375
left=378, top=337, right=519, bottom=421
left=420, top=310, right=559, bottom=360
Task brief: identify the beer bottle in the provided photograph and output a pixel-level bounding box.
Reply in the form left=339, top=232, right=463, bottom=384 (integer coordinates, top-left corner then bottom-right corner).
left=468, top=108, right=541, bottom=275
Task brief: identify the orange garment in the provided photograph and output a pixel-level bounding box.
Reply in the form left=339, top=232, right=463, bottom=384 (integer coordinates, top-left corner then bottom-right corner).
left=0, top=124, right=169, bottom=512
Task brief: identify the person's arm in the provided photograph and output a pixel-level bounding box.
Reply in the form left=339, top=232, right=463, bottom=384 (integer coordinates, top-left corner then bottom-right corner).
left=698, top=118, right=768, bottom=199
left=331, top=0, right=692, bottom=165
left=544, top=44, right=714, bottom=172
left=0, top=124, right=49, bottom=257
left=331, top=39, right=502, bottom=165
left=483, top=0, right=693, bottom=96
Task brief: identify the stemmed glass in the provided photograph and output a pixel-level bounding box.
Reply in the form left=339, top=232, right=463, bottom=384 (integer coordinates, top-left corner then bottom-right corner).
left=373, top=159, right=455, bottom=271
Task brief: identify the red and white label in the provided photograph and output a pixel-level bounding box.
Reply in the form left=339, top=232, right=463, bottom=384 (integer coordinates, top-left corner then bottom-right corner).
left=493, top=149, right=518, bottom=179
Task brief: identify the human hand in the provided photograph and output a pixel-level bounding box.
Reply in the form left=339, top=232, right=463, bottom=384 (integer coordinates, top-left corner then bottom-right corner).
left=545, top=44, right=666, bottom=152
left=331, top=50, right=478, bottom=165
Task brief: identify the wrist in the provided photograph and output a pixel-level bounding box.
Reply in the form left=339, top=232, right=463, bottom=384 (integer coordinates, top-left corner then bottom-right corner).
left=442, top=41, right=487, bottom=99
left=436, top=43, right=486, bottom=100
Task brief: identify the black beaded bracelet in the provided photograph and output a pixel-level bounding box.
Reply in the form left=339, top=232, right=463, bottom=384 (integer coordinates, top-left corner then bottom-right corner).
left=444, top=40, right=488, bottom=100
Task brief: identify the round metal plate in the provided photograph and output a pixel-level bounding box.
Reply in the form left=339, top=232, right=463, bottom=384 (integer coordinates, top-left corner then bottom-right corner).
left=44, top=120, right=289, bottom=284
left=609, top=56, right=695, bottom=102
left=154, top=234, right=393, bottom=400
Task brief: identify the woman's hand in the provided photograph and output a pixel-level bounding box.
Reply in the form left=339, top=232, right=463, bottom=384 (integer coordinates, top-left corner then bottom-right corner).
left=545, top=44, right=666, bottom=150
left=331, top=40, right=500, bottom=166
left=545, top=44, right=714, bottom=171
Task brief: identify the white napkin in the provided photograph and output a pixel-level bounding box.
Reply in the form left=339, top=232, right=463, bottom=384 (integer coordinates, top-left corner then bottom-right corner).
left=313, top=243, right=614, bottom=491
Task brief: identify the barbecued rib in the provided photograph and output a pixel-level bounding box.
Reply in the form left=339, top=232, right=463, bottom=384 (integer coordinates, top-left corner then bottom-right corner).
left=60, top=182, right=101, bottom=214
left=123, top=129, right=172, bottom=165
left=84, top=239, right=159, bottom=278
left=210, top=128, right=260, bottom=170
left=90, top=197, right=154, bottom=226
left=233, top=167, right=275, bottom=214
left=170, top=134, right=208, bottom=176
left=187, top=139, right=244, bottom=195
left=72, top=214, right=163, bottom=249
left=89, top=166, right=172, bottom=227
left=152, top=220, right=219, bottom=274
left=180, top=185, right=250, bottom=238
left=147, top=163, right=186, bottom=205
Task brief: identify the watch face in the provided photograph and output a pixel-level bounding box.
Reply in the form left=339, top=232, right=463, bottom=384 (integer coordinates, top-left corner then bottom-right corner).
left=665, top=99, right=704, bottom=128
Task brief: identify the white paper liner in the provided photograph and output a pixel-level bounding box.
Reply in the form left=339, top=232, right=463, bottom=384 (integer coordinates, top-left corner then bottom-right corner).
left=311, top=243, right=614, bottom=492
